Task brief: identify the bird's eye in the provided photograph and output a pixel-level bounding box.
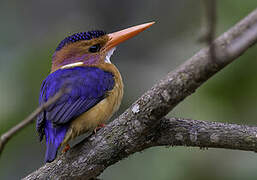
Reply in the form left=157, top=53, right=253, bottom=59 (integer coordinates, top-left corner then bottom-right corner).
left=89, top=44, right=101, bottom=53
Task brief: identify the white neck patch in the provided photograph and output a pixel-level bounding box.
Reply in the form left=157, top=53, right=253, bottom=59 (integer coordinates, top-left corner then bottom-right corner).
left=60, top=62, right=83, bottom=69
left=104, top=47, right=116, bottom=64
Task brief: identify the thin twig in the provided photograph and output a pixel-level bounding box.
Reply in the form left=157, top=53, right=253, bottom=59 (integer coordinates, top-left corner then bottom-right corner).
left=199, top=0, right=217, bottom=61
left=0, top=87, right=68, bottom=156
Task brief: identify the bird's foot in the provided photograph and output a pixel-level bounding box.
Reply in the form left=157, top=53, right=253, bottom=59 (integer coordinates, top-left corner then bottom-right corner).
left=94, top=123, right=105, bottom=133
left=62, top=144, right=70, bottom=153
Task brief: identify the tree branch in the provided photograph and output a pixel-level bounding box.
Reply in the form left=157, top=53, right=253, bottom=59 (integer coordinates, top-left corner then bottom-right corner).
left=153, top=117, right=257, bottom=152
left=24, top=8, right=257, bottom=180
left=24, top=117, right=257, bottom=180
left=0, top=87, right=68, bottom=156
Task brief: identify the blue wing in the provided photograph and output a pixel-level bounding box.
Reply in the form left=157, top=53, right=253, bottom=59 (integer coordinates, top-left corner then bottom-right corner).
left=37, top=66, right=114, bottom=162
left=36, top=66, right=115, bottom=141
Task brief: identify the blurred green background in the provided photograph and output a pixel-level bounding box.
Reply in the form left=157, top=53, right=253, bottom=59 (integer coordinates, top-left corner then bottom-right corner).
left=0, top=0, right=257, bottom=179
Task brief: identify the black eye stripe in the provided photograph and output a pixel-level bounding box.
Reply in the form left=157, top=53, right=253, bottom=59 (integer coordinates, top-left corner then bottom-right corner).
left=89, top=44, right=101, bottom=53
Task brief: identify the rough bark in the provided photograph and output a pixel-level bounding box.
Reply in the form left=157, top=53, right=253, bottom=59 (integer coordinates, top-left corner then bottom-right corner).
left=24, top=8, right=257, bottom=180
left=155, top=118, right=257, bottom=151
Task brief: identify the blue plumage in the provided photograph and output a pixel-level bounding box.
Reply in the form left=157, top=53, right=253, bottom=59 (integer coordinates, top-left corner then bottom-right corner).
left=37, top=66, right=115, bottom=162
left=56, top=30, right=106, bottom=51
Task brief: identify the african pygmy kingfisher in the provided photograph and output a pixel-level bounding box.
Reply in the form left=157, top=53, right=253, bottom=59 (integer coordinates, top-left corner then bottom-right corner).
left=36, top=22, right=154, bottom=163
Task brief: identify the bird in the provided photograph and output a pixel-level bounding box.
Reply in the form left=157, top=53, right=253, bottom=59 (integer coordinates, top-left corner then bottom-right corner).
left=36, top=22, right=154, bottom=163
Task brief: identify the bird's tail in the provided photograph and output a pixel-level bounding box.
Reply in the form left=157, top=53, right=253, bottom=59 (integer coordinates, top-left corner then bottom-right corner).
left=45, top=140, right=58, bottom=163
left=44, top=120, right=68, bottom=163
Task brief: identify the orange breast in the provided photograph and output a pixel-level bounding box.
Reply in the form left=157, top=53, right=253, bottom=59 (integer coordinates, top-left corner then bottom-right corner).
left=61, top=63, right=123, bottom=145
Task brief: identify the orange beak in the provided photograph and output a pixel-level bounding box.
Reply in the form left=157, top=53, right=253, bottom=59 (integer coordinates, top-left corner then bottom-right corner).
left=103, top=22, right=155, bottom=51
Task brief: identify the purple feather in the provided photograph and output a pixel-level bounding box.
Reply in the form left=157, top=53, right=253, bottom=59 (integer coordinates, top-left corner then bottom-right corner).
left=36, top=66, right=115, bottom=162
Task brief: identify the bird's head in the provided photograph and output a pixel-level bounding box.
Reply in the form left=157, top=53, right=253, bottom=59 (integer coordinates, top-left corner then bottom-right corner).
left=51, top=22, right=154, bottom=72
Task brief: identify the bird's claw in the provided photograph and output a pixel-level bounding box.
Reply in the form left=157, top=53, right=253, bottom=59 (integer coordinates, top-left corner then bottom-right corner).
left=94, top=123, right=105, bottom=133
left=62, top=144, right=70, bottom=153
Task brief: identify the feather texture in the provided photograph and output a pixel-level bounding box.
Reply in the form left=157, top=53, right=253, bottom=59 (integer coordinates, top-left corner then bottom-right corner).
left=37, top=66, right=115, bottom=162
left=56, top=30, right=106, bottom=51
